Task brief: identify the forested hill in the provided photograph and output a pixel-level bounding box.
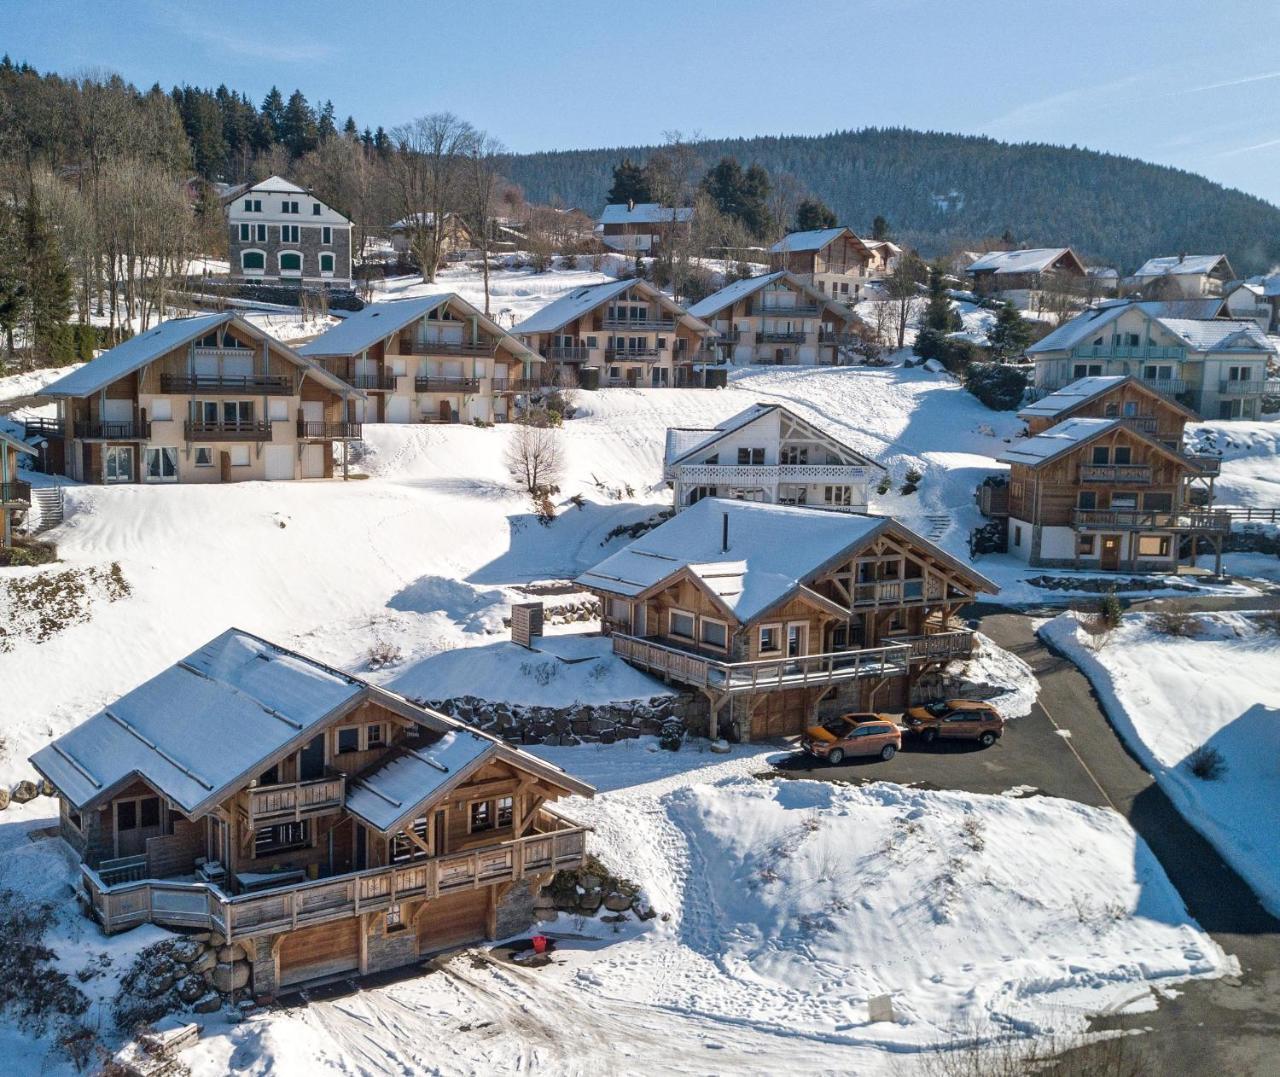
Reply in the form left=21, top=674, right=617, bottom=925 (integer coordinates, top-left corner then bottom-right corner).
left=502, top=128, right=1280, bottom=275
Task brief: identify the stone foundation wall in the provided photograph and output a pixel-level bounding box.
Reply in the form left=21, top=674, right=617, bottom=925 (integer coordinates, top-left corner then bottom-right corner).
left=366, top=914, right=419, bottom=972
left=495, top=880, right=537, bottom=939
left=420, top=692, right=710, bottom=745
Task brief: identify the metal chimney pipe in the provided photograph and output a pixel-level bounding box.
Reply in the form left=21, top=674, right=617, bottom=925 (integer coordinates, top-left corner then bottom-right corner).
left=721, top=511, right=729, bottom=553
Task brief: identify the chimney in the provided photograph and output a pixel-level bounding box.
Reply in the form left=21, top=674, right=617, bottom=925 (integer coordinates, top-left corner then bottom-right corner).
left=627, top=197, right=635, bottom=213
left=721, top=511, right=730, bottom=554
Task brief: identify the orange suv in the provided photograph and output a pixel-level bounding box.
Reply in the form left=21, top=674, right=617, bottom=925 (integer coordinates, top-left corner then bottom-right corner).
left=801, top=713, right=902, bottom=764
left=903, top=699, right=1004, bottom=747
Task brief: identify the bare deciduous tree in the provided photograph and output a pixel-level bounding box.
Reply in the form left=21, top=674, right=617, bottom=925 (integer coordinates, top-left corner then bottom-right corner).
left=390, top=112, right=476, bottom=283
left=461, top=132, right=505, bottom=316
left=505, top=420, right=564, bottom=496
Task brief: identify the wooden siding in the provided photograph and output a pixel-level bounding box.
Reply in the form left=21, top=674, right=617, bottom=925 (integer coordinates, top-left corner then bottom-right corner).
left=1026, top=382, right=1193, bottom=441
left=277, top=918, right=360, bottom=987
left=417, top=888, right=489, bottom=954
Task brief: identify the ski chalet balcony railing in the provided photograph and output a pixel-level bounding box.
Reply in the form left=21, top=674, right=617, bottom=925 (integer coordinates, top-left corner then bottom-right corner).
left=402, top=339, right=497, bottom=357
left=492, top=377, right=547, bottom=393
left=758, top=302, right=819, bottom=316
left=79, top=809, right=588, bottom=940
left=1079, top=464, right=1153, bottom=483
left=667, top=462, right=874, bottom=485
left=297, top=421, right=362, bottom=440
left=247, top=776, right=345, bottom=827
left=1219, top=378, right=1280, bottom=396
left=757, top=330, right=810, bottom=344
left=1073, top=508, right=1232, bottom=532
left=414, top=376, right=481, bottom=393
left=601, top=316, right=676, bottom=331
left=542, top=346, right=591, bottom=363
left=348, top=370, right=397, bottom=391
left=74, top=419, right=152, bottom=440
left=184, top=420, right=272, bottom=442
left=611, top=630, right=972, bottom=694
left=605, top=346, right=661, bottom=360
left=1071, top=344, right=1186, bottom=360
left=161, top=373, right=294, bottom=395
left=714, top=329, right=743, bottom=343
left=23, top=417, right=65, bottom=439
left=1184, top=452, right=1221, bottom=476
left=1116, top=416, right=1159, bottom=435
left=0, top=480, right=31, bottom=505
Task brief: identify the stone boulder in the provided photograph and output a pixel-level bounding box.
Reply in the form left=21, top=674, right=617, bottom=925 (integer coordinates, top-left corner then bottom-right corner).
left=217, top=942, right=247, bottom=964
left=10, top=780, right=38, bottom=804
left=603, top=893, right=632, bottom=912
left=210, top=961, right=250, bottom=993
left=171, top=938, right=204, bottom=964
left=177, top=974, right=206, bottom=1004
left=193, top=992, right=222, bottom=1015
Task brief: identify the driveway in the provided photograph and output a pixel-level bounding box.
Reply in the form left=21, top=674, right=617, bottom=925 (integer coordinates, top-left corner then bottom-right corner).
left=774, top=603, right=1280, bottom=1074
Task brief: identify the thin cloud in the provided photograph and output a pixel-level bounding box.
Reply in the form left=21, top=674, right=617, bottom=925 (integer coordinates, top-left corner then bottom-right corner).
left=1214, top=136, right=1280, bottom=158
left=1166, top=70, right=1280, bottom=97
left=166, top=9, right=335, bottom=64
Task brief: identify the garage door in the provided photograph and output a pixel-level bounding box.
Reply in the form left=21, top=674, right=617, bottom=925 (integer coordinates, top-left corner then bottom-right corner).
left=749, top=689, right=811, bottom=740
left=277, top=919, right=360, bottom=987
left=385, top=394, right=412, bottom=423
left=301, top=443, right=325, bottom=478
left=417, top=889, right=488, bottom=955
left=265, top=445, right=294, bottom=480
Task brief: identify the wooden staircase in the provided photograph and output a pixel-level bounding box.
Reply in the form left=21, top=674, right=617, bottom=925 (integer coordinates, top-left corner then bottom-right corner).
left=27, top=487, right=64, bottom=533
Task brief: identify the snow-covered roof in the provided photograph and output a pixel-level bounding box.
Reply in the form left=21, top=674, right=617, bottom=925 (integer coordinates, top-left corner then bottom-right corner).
left=577, top=499, right=991, bottom=622
left=768, top=228, right=853, bottom=255
left=0, top=428, right=33, bottom=455
left=663, top=402, right=880, bottom=471
left=299, top=294, right=536, bottom=360
left=40, top=313, right=360, bottom=400
left=687, top=270, right=848, bottom=322
left=1157, top=317, right=1271, bottom=352
left=998, top=418, right=1127, bottom=467
left=966, top=248, right=1076, bottom=275
left=30, top=630, right=366, bottom=814
left=344, top=731, right=495, bottom=833
left=1026, top=304, right=1127, bottom=354
left=1133, top=254, right=1230, bottom=278
left=1018, top=377, right=1128, bottom=420
left=599, top=203, right=693, bottom=225
left=248, top=175, right=308, bottom=195
left=512, top=279, right=710, bottom=336
left=1134, top=298, right=1225, bottom=319
left=1028, top=301, right=1268, bottom=356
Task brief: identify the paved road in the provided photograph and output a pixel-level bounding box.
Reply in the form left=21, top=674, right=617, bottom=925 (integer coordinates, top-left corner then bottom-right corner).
left=777, top=602, right=1280, bottom=1074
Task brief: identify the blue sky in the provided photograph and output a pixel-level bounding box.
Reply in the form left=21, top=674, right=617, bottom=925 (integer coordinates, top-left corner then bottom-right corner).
left=10, top=0, right=1280, bottom=203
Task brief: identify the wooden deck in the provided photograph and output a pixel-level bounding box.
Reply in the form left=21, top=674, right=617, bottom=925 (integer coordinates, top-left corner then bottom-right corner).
left=81, top=811, right=588, bottom=940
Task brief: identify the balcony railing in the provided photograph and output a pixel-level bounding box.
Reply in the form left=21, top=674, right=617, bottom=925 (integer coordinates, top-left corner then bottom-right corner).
left=1072, top=344, right=1185, bottom=360
left=612, top=629, right=972, bottom=694
left=758, top=303, right=819, bottom=316
left=297, top=421, right=362, bottom=440
left=74, top=420, right=151, bottom=440
left=1116, top=416, right=1159, bottom=435
left=605, top=347, right=661, bottom=360
left=757, top=330, right=810, bottom=343
left=818, top=331, right=860, bottom=346
left=542, top=347, right=592, bottom=363
left=1079, top=464, right=1153, bottom=483
left=1073, top=508, right=1231, bottom=532
left=1183, top=453, right=1221, bottom=476
left=349, top=371, right=397, bottom=391
left=23, top=417, right=65, bottom=439
left=184, top=420, right=272, bottom=442
left=161, top=374, right=294, bottom=395
left=79, top=810, right=588, bottom=940
left=714, top=329, right=742, bottom=343
left=402, top=340, right=497, bottom=357
left=601, top=317, right=676, bottom=331
left=669, top=462, right=874, bottom=485
left=1139, top=377, right=1188, bottom=397
left=0, top=480, right=31, bottom=505
left=492, top=378, right=547, bottom=393
left=247, top=776, right=345, bottom=826
left=1219, top=379, right=1280, bottom=396
left=415, top=376, right=480, bottom=393
left=851, top=577, right=947, bottom=605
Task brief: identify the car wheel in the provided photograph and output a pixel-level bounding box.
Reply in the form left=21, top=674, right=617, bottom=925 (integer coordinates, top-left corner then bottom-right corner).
left=880, top=744, right=896, bottom=761
left=828, top=748, right=845, bottom=765
left=921, top=729, right=937, bottom=745
left=979, top=731, right=997, bottom=747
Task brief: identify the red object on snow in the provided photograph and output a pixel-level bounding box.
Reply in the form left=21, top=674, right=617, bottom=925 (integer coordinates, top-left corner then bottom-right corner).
left=532, top=934, right=548, bottom=954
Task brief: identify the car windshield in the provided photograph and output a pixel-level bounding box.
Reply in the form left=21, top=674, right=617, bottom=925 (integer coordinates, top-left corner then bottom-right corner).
left=924, top=702, right=949, bottom=716
left=821, top=718, right=852, bottom=735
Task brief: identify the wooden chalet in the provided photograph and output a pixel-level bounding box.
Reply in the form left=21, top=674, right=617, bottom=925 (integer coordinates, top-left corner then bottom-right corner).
left=1, top=429, right=32, bottom=549
left=577, top=499, right=997, bottom=741
left=30, top=313, right=362, bottom=485
left=31, top=630, right=593, bottom=993
left=767, top=228, right=879, bottom=302
left=966, top=248, right=1087, bottom=296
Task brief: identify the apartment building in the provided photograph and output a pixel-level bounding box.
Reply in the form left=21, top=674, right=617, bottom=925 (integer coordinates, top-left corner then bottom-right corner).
left=767, top=227, right=881, bottom=303
left=226, top=176, right=353, bottom=287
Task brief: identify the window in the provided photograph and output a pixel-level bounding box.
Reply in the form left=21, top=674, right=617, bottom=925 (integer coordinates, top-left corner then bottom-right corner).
left=1104, top=403, right=1119, bottom=417
left=243, top=198, right=261, bottom=212
left=736, top=447, right=765, bottom=466
left=105, top=445, right=134, bottom=483
left=255, top=820, right=309, bottom=856
left=779, top=446, right=808, bottom=465
left=669, top=610, right=695, bottom=640
left=1110, top=493, right=1138, bottom=509
left=759, top=625, right=781, bottom=653
left=824, top=485, right=852, bottom=506
left=700, top=618, right=728, bottom=650
left=1137, top=535, right=1171, bottom=557
left=391, top=817, right=430, bottom=862
left=320, top=225, right=332, bottom=245
left=1091, top=446, right=1110, bottom=465
left=281, top=200, right=299, bottom=214
left=1227, top=365, right=1252, bottom=382
left=1113, top=446, right=1132, bottom=465
left=385, top=903, right=403, bottom=931
left=367, top=723, right=384, bottom=748
left=312, top=202, right=322, bottom=215
left=150, top=398, right=172, bottom=422
left=1077, top=534, right=1096, bottom=555
left=585, top=336, right=598, bottom=348
left=1077, top=491, right=1097, bottom=509
left=1143, top=492, right=1173, bottom=512
left=319, top=253, right=335, bottom=275
left=144, top=447, right=178, bottom=482
left=1144, top=364, right=1173, bottom=381
left=1125, top=333, right=1140, bottom=347
left=496, top=796, right=514, bottom=828
left=470, top=800, right=493, bottom=832
left=280, top=224, right=300, bottom=243
left=117, top=800, right=137, bottom=830
left=239, top=223, right=250, bottom=241
left=279, top=251, right=302, bottom=273
left=1073, top=363, right=1103, bottom=378
left=194, top=447, right=214, bottom=467
left=336, top=727, right=360, bottom=754
left=255, top=223, right=267, bottom=242
left=228, top=445, right=250, bottom=467
left=241, top=250, right=266, bottom=271
left=688, top=485, right=717, bottom=505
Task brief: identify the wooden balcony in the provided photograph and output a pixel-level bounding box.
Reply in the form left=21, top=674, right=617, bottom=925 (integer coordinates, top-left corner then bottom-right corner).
left=851, top=577, right=947, bottom=606
left=1, top=480, right=31, bottom=506
left=669, top=462, right=874, bottom=485
left=1184, top=453, right=1221, bottom=476
left=1079, top=464, right=1152, bottom=483
left=601, top=317, right=676, bottom=331
left=402, top=340, right=497, bottom=357
left=247, top=776, right=345, bottom=826
left=23, top=417, right=66, bottom=439
left=757, top=330, right=809, bottom=343
left=759, top=303, right=819, bottom=316
left=74, top=420, right=151, bottom=440
left=605, top=347, right=661, bottom=361
left=349, top=371, right=397, bottom=391
left=184, top=420, right=272, bottom=442
left=1116, top=416, right=1159, bottom=435
left=492, top=378, right=547, bottom=393
left=1073, top=508, right=1231, bottom=533
left=612, top=630, right=973, bottom=694
left=415, top=376, right=480, bottom=393
left=161, top=374, right=294, bottom=395
left=297, top=421, right=362, bottom=440
left=79, top=810, right=588, bottom=940
left=1139, top=377, right=1188, bottom=397
left=542, top=347, right=592, bottom=363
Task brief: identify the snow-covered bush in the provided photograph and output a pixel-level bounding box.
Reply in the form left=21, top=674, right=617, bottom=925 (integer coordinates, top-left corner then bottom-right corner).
left=964, top=362, right=1029, bottom=410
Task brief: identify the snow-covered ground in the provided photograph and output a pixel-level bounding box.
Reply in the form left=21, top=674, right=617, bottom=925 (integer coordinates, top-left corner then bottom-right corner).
left=1041, top=610, right=1280, bottom=917
left=157, top=744, right=1231, bottom=1075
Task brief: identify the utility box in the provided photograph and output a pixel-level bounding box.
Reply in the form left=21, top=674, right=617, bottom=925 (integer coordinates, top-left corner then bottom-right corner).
left=704, top=367, right=728, bottom=389
left=578, top=367, right=601, bottom=391
left=511, top=602, right=544, bottom=648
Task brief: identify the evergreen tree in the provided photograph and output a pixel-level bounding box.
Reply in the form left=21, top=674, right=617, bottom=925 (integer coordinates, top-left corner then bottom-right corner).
left=871, top=215, right=890, bottom=241
left=372, top=126, right=390, bottom=157
left=280, top=90, right=318, bottom=156
left=607, top=157, right=651, bottom=204
left=343, top=115, right=358, bottom=138
left=259, top=86, right=285, bottom=143
left=317, top=99, right=337, bottom=141
left=987, top=301, right=1034, bottom=360
left=0, top=202, right=25, bottom=357
left=739, top=163, right=772, bottom=237
left=20, top=190, right=72, bottom=362
left=921, top=265, right=960, bottom=334
left=700, top=157, right=772, bottom=238
left=794, top=197, right=836, bottom=231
